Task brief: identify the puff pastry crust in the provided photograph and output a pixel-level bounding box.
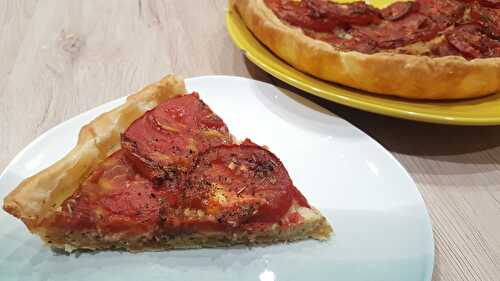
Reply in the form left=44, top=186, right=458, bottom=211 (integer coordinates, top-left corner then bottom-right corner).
left=232, top=0, right=500, bottom=100
left=3, top=75, right=186, bottom=232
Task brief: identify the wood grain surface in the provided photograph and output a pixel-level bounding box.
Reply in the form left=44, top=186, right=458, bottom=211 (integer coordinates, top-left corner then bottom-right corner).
left=0, top=1, right=499, bottom=280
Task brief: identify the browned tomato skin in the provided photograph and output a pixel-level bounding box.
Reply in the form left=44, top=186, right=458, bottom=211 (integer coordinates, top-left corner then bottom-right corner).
left=51, top=150, right=225, bottom=234
left=446, top=24, right=500, bottom=58
left=380, top=2, right=417, bottom=21
left=417, top=0, right=466, bottom=29
left=265, top=0, right=340, bottom=32
left=478, top=0, right=500, bottom=8
left=52, top=142, right=309, bottom=236
left=352, top=13, right=439, bottom=50
left=264, top=0, right=500, bottom=59
left=304, top=0, right=381, bottom=26
left=51, top=150, right=165, bottom=234
left=187, top=141, right=309, bottom=226
left=265, top=0, right=381, bottom=33
left=447, top=24, right=483, bottom=58
left=51, top=94, right=312, bottom=238
left=265, top=0, right=443, bottom=52
left=240, top=139, right=310, bottom=209
left=471, top=3, right=500, bottom=38
left=122, top=92, right=232, bottom=185
left=455, top=0, right=500, bottom=8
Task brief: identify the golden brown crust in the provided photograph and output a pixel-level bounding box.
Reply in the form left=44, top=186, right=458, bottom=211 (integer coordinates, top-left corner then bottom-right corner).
left=232, top=0, right=500, bottom=100
left=3, top=75, right=187, bottom=230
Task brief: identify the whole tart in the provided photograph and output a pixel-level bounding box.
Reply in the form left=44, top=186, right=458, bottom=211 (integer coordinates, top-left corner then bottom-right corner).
left=231, top=0, right=500, bottom=99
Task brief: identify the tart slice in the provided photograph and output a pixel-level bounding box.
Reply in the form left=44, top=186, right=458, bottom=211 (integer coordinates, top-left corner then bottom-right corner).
left=3, top=75, right=332, bottom=252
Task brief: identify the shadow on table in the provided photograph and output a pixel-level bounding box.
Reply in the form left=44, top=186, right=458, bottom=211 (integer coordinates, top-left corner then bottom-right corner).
left=242, top=58, right=500, bottom=165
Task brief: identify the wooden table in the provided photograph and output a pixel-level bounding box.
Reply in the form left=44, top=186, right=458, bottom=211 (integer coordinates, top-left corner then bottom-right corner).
left=1, top=1, right=499, bottom=280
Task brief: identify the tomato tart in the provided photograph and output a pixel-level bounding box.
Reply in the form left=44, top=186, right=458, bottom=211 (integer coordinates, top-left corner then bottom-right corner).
left=3, top=75, right=332, bottom=252
left=231, top=0, right=500, bottom=99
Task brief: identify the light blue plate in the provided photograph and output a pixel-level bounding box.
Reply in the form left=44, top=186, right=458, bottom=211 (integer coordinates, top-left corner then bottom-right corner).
left=0, top=76, right=434, bottom=281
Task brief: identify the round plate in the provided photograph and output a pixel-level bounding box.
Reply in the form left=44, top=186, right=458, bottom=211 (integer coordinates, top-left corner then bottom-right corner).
left=226, top=7, right=500, bottom=126
left=0, top=76, right=434, bottom=281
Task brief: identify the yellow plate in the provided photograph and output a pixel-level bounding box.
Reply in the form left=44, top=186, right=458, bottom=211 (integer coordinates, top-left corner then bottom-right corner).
left=226, top=7, right=500, bottom=126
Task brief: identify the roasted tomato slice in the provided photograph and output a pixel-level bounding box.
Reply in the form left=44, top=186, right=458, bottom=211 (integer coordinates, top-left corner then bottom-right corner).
left=417, top=0, right=466, bottom=29
left=185, top=141, right=309, bottom=227
left=52, top=150, right=173, bottom=235
left=471, top=3, right=500, bottom=38
left=304, top=0, right=381, bottom=26
left=122, top=93, right=232, bottom=185
left=445, top=24, right=500, bottom=59
left=352, top=13, right=438, bottom=49
left=265, top=0, right=340, bottom=32
left=380, top=1, right=417, bottom=21
left=478, top=0, right=500, bottom=9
